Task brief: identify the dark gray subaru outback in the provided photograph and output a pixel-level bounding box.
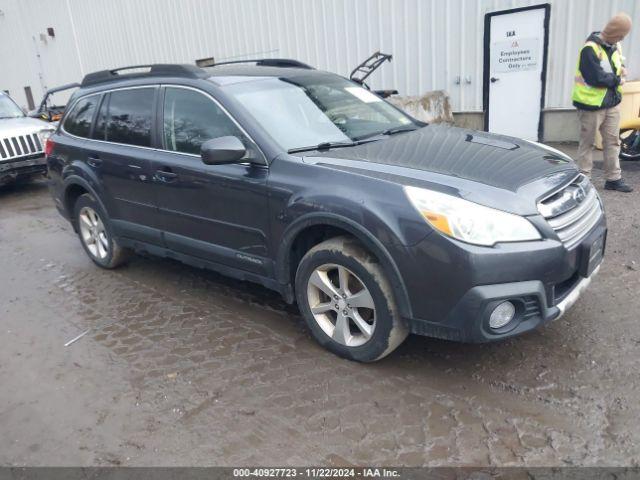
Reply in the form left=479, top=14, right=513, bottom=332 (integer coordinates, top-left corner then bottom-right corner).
left=47, top=62, right=606, bottom=362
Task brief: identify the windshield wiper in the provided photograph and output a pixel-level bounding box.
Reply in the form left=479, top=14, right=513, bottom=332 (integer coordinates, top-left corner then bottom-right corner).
left=354, top=125, right=419, bottom=141
left=287, top=126, right=420, bottom=154
left=382, top=125, right=420, bottom=135
left=288, top=141, right=357, bottom=154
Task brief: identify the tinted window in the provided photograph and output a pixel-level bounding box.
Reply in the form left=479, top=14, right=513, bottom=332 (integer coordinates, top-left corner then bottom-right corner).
left=93, top=94, right=108, bottom=140
left=64, top=96, right=98, bottom=138
left=163, top=87, right=244, bottom=155
left=106, top=88, right=154, bottom=147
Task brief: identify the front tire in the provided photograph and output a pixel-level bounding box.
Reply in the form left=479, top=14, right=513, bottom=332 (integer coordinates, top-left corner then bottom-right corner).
left=295, top=236, right=408, bottom=362
left=73, top=193, right=130, bottom=269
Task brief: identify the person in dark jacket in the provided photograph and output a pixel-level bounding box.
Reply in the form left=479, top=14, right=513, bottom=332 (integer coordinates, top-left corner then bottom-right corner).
left=572, top=13, right=633, bottom=192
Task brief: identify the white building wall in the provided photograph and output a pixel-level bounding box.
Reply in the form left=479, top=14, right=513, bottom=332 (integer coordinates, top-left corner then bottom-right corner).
left=1, top=0, right=638, bottom=112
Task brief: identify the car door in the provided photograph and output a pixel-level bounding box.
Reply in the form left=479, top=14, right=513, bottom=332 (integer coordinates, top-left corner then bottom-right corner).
left=89, top=87, right=163, bottom=245
left=151, top=85, right=271, bottom=276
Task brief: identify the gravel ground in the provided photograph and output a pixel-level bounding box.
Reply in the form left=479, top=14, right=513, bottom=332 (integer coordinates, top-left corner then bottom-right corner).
left=0, top=144, right=639, bottom=467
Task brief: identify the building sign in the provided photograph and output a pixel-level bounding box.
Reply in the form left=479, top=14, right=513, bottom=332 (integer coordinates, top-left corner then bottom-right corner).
left=491, top=37, right=539, bottom=73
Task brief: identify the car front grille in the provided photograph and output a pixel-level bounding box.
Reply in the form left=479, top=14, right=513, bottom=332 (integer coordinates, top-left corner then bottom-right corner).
left=538, top=174, right=603, bottom=249
left=0, top=133, right=43, bottom=161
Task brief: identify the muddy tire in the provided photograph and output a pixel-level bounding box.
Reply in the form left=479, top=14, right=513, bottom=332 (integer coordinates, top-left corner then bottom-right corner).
left=73, top=193, right=130, bottom=269
left=295, top=236, right=408, bottom=362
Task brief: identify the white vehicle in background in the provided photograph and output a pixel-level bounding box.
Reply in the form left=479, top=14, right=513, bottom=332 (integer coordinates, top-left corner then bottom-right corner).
left=0, top=91, right=54, bottom=186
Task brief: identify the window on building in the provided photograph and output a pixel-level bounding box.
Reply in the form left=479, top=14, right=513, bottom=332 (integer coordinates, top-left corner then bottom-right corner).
left=163, top=87, right=244, bottom=155
left=106, top=88, right=154, bottom=147
left=63, top=95, right=99, bottom=138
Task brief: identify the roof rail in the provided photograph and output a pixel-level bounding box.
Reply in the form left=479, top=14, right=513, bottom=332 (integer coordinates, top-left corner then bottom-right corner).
left=210, top=58, right=314, bottom=70
left=81, top=64, right=206, bottom=87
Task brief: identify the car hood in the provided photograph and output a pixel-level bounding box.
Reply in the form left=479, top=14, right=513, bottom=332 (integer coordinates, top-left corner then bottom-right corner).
left=303, top=124, right=579, bottom=216
left=0, top=116, right=52, bottom=137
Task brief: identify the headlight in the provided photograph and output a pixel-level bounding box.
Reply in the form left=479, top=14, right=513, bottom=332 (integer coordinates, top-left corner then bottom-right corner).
left=37, top=128, right=54, bottom=145
left=404, top=186, right=541, bottom=246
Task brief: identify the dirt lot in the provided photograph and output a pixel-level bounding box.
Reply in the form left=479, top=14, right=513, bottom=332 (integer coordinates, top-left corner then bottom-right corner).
left=1, top=144, right=639, bottom=467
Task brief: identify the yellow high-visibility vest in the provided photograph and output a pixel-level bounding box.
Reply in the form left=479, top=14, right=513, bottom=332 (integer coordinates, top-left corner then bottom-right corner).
left=572, top=40, right=623, bottom=107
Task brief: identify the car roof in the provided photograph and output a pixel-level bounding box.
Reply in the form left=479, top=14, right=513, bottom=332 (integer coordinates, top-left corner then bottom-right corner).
left=204, top=64, right=321, bottom=78
left=204, top=64, right=338, bottom=86
left=73, top=63, right=340, bottom=97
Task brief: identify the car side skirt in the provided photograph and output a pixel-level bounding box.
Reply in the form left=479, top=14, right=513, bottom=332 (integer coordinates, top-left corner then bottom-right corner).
left=117, top=236, right=286, bottom=298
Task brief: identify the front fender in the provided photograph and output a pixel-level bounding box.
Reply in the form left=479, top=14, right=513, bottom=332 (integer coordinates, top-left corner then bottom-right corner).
left=275, top=212, right=413, bottom=319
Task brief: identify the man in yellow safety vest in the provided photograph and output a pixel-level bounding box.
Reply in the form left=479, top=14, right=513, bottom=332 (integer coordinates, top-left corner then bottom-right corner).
left=572, top=13, right=633, bottom=192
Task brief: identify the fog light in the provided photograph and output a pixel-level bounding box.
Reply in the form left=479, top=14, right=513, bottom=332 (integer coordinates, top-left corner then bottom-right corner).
left=489, top=301, right=516, bottom=329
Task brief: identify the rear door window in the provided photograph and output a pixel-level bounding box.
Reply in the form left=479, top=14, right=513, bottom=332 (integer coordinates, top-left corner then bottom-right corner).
left=92, top=93, right=109, bottom=140
left=64, top=95, right=99, bottom=138
left=105, top=88, right=155, bottom=147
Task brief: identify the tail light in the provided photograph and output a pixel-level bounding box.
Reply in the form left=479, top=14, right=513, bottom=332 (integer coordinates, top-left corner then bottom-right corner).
left=44, top=138, right=55, bottom=156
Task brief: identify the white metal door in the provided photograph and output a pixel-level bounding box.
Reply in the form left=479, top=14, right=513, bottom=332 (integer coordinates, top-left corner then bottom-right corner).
left=485, top=6, right=549, bottom=141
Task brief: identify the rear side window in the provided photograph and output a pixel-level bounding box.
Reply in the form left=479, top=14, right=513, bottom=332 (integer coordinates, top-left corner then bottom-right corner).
left=105, top=88, right=154, bottom=147
left=163, top=87, right=244, bottom=155
left=92, top=93, right=108, bottom=140
left=64, top=96, right=99, bottom=138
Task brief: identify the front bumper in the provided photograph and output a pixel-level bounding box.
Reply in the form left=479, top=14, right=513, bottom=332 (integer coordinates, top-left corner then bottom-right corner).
left=409, top=264, right=600, bottom=342
left=555, top=264, right=599, bottom=320
left=0, top=155, right=47, bottom=184
left=397, top=216, right=606, bottom=343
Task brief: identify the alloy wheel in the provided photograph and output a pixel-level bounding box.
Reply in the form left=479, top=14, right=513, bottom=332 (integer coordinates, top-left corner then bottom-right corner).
left=78, top=206, right=109, bottom=260
left=306, top=263, right=376, bottom=347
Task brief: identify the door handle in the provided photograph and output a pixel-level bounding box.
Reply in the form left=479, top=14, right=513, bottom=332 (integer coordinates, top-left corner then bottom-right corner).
left=490, top=77, right=500, bottom=83
left=87, top=156, right=102, bottom=168
left=155, top=167, right=178, bottom=182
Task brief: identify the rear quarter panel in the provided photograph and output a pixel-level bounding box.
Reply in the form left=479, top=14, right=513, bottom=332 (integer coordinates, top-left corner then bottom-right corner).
left=47, top=131, right=107, bottom=217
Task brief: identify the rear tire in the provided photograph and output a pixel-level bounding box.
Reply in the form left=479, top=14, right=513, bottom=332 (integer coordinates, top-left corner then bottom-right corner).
left=295, top=236, right=408, bottom=362
left=73, top=193, right=130, bottom=269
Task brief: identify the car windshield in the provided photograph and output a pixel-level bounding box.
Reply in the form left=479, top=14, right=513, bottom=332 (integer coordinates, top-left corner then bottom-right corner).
left=0, top=94, right=25, bottom=119
left=222, top=75, right=416, bottom=151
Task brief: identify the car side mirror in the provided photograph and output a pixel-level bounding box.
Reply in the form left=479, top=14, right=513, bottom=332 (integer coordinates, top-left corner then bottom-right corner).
left=201, top=136, right=247, bottom=165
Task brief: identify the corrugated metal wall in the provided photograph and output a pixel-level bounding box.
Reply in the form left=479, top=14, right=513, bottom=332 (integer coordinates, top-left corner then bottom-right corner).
left=1, top=0, right=638, bottom=112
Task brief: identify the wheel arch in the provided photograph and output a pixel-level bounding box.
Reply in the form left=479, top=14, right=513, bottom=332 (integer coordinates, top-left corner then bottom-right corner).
left=62, top=175, right=109, bottom=231
left=276, top=213, right=413, bottom=319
